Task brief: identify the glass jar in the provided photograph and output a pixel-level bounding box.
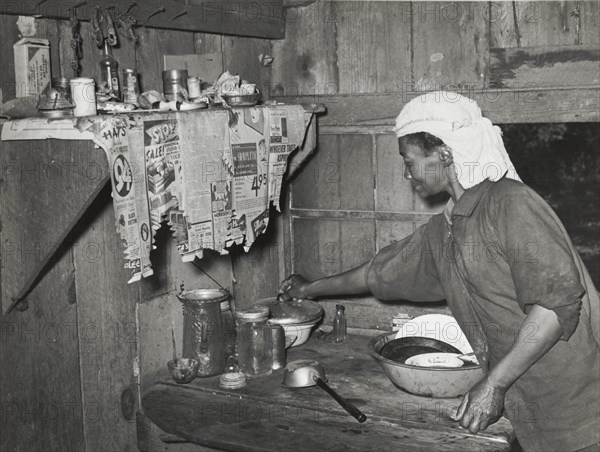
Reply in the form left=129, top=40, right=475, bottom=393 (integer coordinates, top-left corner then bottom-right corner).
left=236, top=306, right=273, bottom=377
left=220, top=299, right=237, bottom=358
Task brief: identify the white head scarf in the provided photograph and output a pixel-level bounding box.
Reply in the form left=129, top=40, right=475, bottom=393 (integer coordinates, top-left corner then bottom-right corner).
left=394, top=91, right=521, bottom=189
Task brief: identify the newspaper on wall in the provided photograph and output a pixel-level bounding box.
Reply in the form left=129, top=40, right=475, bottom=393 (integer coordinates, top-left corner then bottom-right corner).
left=266, top=106, right=305, bottom=211
left=142, top=116, right=185, bottom=248
left=15, top=106, right=316, bottom=281
left=89, top=115, right=153, bottom=282
left=176, top=110, right=231, bottom=257
left=225, top=107, right=271, bottom=251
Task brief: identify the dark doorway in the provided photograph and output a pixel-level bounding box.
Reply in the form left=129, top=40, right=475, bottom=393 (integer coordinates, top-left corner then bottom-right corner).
left=503, top=123, right=600, bottom=287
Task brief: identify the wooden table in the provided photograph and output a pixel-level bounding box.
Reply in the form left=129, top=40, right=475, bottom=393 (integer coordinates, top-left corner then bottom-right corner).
left=142, top=333, right=514, bottom=451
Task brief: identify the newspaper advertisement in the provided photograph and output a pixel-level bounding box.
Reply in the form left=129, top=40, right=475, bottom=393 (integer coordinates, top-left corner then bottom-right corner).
left=177, top=110, right=231, bottom=256
left=143, top=116, right=185, bottom=247
left=267, top=107, right=295, bottom=211
left=227, top=107, right=270, bottom=250
left=90, top=114, right=153, bottom=282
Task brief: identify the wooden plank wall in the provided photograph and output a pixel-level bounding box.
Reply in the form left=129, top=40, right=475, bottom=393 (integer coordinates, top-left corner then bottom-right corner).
left=271, top=1, right=600, bottom=329
left=0, top=13, right=275, bottom=452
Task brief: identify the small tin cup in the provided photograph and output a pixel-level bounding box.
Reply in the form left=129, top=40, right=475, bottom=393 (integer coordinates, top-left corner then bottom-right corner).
left=269, top=322, right=286, bottom=370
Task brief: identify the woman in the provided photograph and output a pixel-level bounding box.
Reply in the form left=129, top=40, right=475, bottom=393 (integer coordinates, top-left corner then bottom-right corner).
left=279, top=92, right=599, bottom=452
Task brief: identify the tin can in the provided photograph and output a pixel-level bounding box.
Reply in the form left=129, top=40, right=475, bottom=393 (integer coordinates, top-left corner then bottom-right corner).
left=187, top=76, right=201, bottom=100
left=69, top=77, right=96, bottom=117
left=162, top=69, right=189, bottom=102
left=122, top=68, right=139, bottom=105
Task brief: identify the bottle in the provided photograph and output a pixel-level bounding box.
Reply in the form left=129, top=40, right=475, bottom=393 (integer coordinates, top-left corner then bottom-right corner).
left=99, top=40, right=121, bottom=99
left=333, top=304, right=347, bottom=343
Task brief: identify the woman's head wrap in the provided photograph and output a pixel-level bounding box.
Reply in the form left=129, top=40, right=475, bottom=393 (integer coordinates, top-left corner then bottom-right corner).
left=394, top=91, right=521, bottom=189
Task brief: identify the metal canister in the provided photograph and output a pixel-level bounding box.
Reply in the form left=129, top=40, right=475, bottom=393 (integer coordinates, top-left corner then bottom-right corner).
left=178, top=288, right=228, bottom=377
left=162, top=69, right=189, bottom=102
left=269, top=322, right=286, bottom=370
left=122, top=68, right=140, bottom=105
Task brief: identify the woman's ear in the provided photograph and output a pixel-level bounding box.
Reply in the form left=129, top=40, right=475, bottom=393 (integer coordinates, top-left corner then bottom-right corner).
left=439, top=146, right=454, bottom=166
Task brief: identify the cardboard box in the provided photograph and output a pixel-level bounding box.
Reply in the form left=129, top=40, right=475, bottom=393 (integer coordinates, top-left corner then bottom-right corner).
left=13, top=38, right=51, bottom=98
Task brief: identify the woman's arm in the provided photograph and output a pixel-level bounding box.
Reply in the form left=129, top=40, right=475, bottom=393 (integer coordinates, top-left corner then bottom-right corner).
left=278, top=260, right=372, bottom=300
left=452, top=304, right=563, bottom=433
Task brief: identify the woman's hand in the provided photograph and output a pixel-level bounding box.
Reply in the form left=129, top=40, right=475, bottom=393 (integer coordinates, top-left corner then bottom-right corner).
left=451, top=377, right=506, bottom=434
left=278, top=274, right=311, bottom=301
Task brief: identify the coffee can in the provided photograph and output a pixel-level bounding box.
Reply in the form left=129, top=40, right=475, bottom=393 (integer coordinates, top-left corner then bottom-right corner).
left=122, top=68, right=140, bottom=105
left=162, top=69, right=189, bottom=102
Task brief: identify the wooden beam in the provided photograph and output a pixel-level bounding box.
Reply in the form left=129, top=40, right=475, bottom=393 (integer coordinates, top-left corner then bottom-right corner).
left=0, top=0, right=286, bottom=39
left=290, top=208, right=435, bottom=222
left=273, top=87, right=600, bottom=125
left=490, top=45, right=600, bottom=89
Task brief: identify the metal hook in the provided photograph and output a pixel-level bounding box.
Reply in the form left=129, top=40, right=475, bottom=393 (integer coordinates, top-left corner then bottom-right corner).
left=169, top=9, right=188, bottom=21
left=67, top=0, right=87, bottom=12
left=145, top=5, right=166, bottom=22
left=124, top=2, right=137, bottom=14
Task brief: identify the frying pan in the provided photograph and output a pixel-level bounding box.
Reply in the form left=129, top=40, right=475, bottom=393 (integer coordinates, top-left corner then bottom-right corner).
left=379, top=336, right=471, bottom=364
left=282, top=359, right=367, bottom=423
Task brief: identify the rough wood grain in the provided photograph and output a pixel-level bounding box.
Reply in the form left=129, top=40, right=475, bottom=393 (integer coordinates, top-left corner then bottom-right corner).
left=136, top=28, right=196, bottom=95
left=0, top=252, right=85, bottom=451
left=292, top=218, right=374, bottom=280
left=142, top=334, right=514, bottom=451
left=230, top=207, right=281, bottom=310
left=138, top=293, right=184, bottom=394
left=222, top=36, right=272, bottom=98
left=489, top=44, right=600, bottom=89
left=58, top=20, right=102, bottom=81
left=137, top=411, right=219, bottom=452
left=32, top=18, right=61, bottom=79
left=271, top=1, right=338, bottom=98
left=515, top=1, right=586, bottom=47
left=0, top=0, right=286, bottom=38
left=273, top=89, right=600, bottom=124
left=292, top=134, right=374, bottom=211
left=336, top=1, right=412, bottom=93
left=0, top=140, right=110, bottom=313
left=0, top=14, right=19, bottom=101
left=375, top=134, right=413, bottom=212
left=73, top=195, right=140, bottom=452
left=489, top=2, right=521, bottom=49
left=411, top=2, right=489, bottom=90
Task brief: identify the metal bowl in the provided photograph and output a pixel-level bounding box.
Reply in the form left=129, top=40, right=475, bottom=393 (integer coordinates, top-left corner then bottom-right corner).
left=221, top=93, right=261, bottom=107
left=167, top=358, right=200, bottom=384
left=369, top=332, right=485, bottom=398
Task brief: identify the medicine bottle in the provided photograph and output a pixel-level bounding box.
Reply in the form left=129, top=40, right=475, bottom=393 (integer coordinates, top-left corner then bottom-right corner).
left=333, top=304, right=347, bottom=343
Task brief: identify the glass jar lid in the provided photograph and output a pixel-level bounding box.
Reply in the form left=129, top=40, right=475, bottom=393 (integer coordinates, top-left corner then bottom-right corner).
left=255, top=297, right=323, bottom=325
left=236, top=306, right=270, bottom=321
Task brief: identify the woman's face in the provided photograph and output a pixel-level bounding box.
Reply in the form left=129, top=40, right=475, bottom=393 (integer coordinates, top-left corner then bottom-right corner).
left=398, top=137, right=451, bottom=197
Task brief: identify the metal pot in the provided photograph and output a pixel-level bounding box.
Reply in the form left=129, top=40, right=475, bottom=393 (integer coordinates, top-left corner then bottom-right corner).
left=282, top=359, right=367, bottom=423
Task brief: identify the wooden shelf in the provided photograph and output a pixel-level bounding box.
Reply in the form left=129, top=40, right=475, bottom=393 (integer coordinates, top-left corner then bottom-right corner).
left=141, top=333, right=514, bottom=451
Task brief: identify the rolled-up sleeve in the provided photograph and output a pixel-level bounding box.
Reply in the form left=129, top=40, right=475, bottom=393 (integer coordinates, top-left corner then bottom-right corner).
left=496, top=190, right=585, bottom=339
left=366, top=224, right=445, bottom=302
